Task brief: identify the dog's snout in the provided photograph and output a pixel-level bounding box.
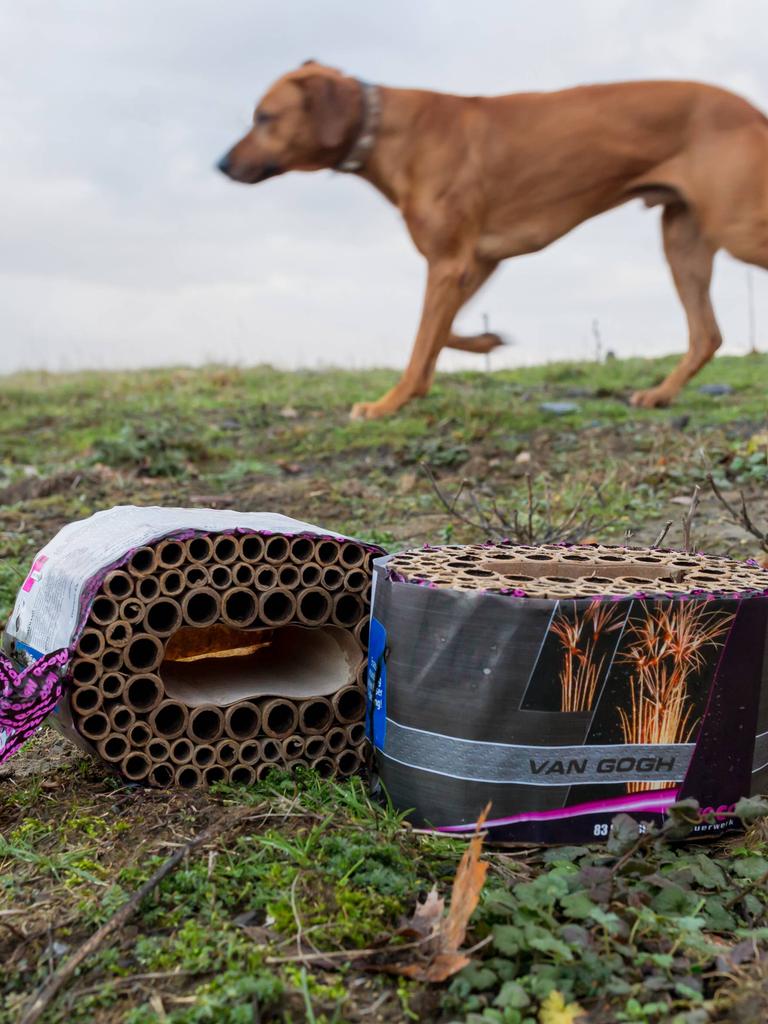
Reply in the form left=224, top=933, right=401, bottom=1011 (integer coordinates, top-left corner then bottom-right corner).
left=216, top=152, right=232, bottom=176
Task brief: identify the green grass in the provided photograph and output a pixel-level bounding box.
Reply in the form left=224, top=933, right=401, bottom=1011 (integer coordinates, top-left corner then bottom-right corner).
left=1, top=354, right=768, bottom=1022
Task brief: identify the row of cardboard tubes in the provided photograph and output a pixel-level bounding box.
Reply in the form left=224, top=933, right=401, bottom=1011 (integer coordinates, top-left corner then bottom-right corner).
left=68, top=532, right=373, bottom=786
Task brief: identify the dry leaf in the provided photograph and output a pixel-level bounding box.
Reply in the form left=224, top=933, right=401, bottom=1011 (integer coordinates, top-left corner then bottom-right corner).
left=379, top=803, right=490, bottom=983
left=539, top=990, right=586, bottom=1024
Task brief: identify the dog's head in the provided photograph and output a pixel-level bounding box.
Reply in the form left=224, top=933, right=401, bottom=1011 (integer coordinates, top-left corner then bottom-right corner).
left=217, top=62, right=364, bottom=184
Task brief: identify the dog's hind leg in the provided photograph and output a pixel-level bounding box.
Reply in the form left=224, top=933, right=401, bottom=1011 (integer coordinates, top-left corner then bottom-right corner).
left=351, top=257, right=496, bottom=418
left=631, top=204, right=721, bottom=409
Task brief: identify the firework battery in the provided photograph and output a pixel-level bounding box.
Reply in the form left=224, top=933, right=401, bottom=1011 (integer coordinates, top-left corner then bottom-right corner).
left=367, top=543, right=768, bottom=843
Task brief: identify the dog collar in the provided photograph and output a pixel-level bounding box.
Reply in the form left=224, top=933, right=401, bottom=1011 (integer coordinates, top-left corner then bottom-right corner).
left=336, top=80, right=381, bottom=173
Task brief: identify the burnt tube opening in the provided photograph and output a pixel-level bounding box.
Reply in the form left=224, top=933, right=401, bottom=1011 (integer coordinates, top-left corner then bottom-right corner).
left=326, top=727, right=347, bottom=754
left=105, top=621, right=131, bottom=647
left=137, top=577, right=160, bottom=602
left=124, top=674, right=163, bottom=712
left=264, top=535, right=289, bottom=563
left=209, top=565, right=232, bottom=589
left=189, top=706, right=224, bottom=741
left=225, top=702, right=260, bottom=740
left=240, top=534, right=265, bottom=562
left=121, top=599, right=145, bottom=624
left=321, top=567, right=344, bottom=590
left=254, top=565, right=278, bottom=590
left=278, top=565, right=300, bottom=589
left=72, top=687, right=102, bottom=713
left=262, top=700, right=298, bottom=738
left=150, top=700, right=187, bottom=739
left=187, top=536, right=213, bottom=562
left=260, top=738, right=281, bottom=762
left=193, top=744, right=216, bottom=767
left=170, top=738, right=193, bottom=764
left=146, top=599, right=183, bottom=637
left=290, top=536, right=314, bottom=563
left=149, top=763, right=174, bottom=788
left=204, top=765, right=226, bottom=786
left=157, top=539, right=185, bottom=568
left=337, top=750, right=361, bottom=777
left=339, top=542, right=366, bottom=569
left=347, top=722, right=366, bottom=745
left=216, top=740, right=238, bottom=766
left=147, top=738, right=170, bottom=761
left=259, top=590, right=296, bottom=625
left=334, top=687, right=366, bottom=723
left=125, top=635, right=164, bottom=673
left=185, top=566, right=209, bottom=587
left=101, top=672, right=126, bottom=699
left=99, top=735, right=129, bottom=761
left=90, top=596, right=118, bottom=625
left=79, top=712, right=110, bottom=740
left=230, top=765, right=255, bottom=785
left=213, top=535, right=238, bottom=564
left=176, top=765, right=202, bottom=789
left=128, top=722, right=152, bottom=747
left=72, top=659, right=100, bottom=685
left=332, top=594, right=363, bottom=627
left=239, top=740, right=261, bottom=764
left=101, top=649, right=123, bottom=671
left=129, top=547, right=156, bottom=575
left=233, top=563, right=254, bottom=586
left=311, top=757, right=335, bottom=779
left=161, top=570, right=185, bottom=596
left=110, top=706, right=134, bottom=731
left=315, top=540, right=340, bottom=565
left=77, top=630, right=104, bottom=657
left=300, top=698, right=333, bottom=733
left=182, top=589, right=220, bottom=627
left=297, top=588, right=331, bottom=625
left=104, top=570, right=133, bottom=598
left=300, top=564, right=322, bottom=587
left=304, top=736, right=326, bottom=759
left=122, top=752, right=152, bottom=780
left=222, top=588, right=258, bottom=627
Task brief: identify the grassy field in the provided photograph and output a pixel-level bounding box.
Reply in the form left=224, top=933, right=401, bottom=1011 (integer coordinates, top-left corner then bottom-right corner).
left=1, top=353, right=768, bottom=1023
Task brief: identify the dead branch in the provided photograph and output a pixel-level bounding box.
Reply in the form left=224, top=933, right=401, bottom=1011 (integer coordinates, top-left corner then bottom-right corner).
left=652, top=521, right=673, bottom=549
left=20, top=806, right=254, bottom=1024
left=681, top=485, right=700, bottom=553
left=707, top=474, right=768, bottom=553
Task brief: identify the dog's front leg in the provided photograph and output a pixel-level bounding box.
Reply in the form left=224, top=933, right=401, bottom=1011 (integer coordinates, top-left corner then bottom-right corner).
left=350, top=258, right=476, bottom=420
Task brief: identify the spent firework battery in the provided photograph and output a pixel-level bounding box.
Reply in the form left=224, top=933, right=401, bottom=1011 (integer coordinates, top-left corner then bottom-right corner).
left=367, top=542, right=768, bottom=843
left=2, top=506, right=382, bottom=784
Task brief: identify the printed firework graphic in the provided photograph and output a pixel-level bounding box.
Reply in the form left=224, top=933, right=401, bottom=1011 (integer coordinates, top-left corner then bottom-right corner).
left=551, top=601, right=626, bottom=712
left=616, top=601, right=735, bottom=792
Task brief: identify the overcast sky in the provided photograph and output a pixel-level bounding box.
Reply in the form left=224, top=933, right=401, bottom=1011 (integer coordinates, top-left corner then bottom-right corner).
left=1, top=1, right=767, bottom=376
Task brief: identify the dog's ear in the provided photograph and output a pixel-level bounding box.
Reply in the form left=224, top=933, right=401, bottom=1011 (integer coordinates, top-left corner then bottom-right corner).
left=300, top=73, right=358, bottom=150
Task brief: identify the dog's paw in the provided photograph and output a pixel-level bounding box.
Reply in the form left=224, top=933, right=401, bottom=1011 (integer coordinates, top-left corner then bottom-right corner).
left=350, top=401, right=388, bottom=421
left=630, top=387, right=673, bottom=408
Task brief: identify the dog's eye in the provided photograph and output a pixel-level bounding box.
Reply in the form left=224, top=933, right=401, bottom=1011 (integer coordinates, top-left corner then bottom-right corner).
left=255, top=110, right=276, bottom=126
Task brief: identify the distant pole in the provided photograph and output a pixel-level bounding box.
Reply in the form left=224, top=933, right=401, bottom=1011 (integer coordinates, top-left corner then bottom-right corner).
left=747, top=268, right=758, bottom=354
left=592, top=318, right=602, bottom=363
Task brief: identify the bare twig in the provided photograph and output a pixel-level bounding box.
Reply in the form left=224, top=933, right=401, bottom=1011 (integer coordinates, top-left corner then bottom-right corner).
left=652, top=521, right=673, bottom=549
left=20, top=807, right=254, bottom=1024
left=707, top=474, right=768, bottom=553
left=681, top=485, right=701, bottom=553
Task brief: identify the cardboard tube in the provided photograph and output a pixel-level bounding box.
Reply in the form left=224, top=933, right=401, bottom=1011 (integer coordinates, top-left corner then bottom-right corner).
left=204, top=765, right=226, bottom=786
left=149, top=700, right=188, bottom=739
left=239, top=534, right=265, bottom=563
left=326, top=727, right=346, bottom=754
left=170, top=737, right=193, bottom=764
left=76, top=629, right=105, bottom=659
left=253, top=565, right=278, bottom=591
left=221, top=587, right=259, bottom=628
left=332, top=593, right=364, bottom=627
left=129, top=546, right=158, bottom=577
left=238, top=740, right=261, bottom=764
left=264, top=534, right=289, bottom=564
left=314, top=539, right=340, bottom=566
left=311, top=756, right=335, bottom=779
left=213, top=534, right=239, bottom=564
left=304, top=736, right=327, bottom=760
left=121, top=751, right=152, bottom=781
left=160, top=569, right=186, bottom=597
left=300, top=563, right=322, bottom=587
left=232, top=562, right=255, bottom=587
left=182, top=588, right=220, bottom=628
left=344, top=569, right=367, bottom=594
left=124, top=634, right=164, bottom=673
left=90, top=595, right=119, bottom=626
left=120, top=598, right=145, bottom=625
left=137, top=576, right=161, bottom=602
left=355, top=659, right=368, bottom=687
left=193, top=744, right=216, bottom=768
left=289, top=536, right=315, bottom=564
left=255, top=762, right=280, bottom=781
left=215, top=739, right=239, bottom=767
left=101, top=672, right=126, bottom=700
left=209, top=565, right=233, bottom=590
left=295, top=588, right=331, bottom=626
left=124, top=673, right=164, bottom=713
left=105, top=620, right=133, bottom=648
left=332, top=686, right=366, bottom=724
left=362, top=583, right=372, bottom=604
left=224, top=702, right=261, bottom=740
left=108, top=705, right=135, bottom=731
left=184, top=564, right=210, bottom=588
left=97, top=734, right=130, bottom=763
left=335, top=749, right=362, bottom=777
left=148, top=762, right=174, bottom=788
left=339, top=542, right=366, bottom=570
left=285, top=759, right=303, bottom=774
left=346, top=722, right=367, bottom=746
left=145, top=597, right=183, bottom=638
left=128, top=721, right=152, bottom=747
left=281, top=735, right=305, bottom=759
left=71, top=658, right=101, bottom=686
left=79, top=711, right=110, bottom=741
left=157, top=538, right=185, bottom=569
left=175, top=764, right=202, bottom=789
left=299, top=697, right=333, bottom=734
left=229, top=764, right=256, bottom=785
left=188, top=704, right=224, bottom=742
left=260, top=738, right=281, bottom=762
left=261, top=699, right=298, bottom=738
left=147, top=737, right=171, bottom=762
left=353, top=619, right=369, bottom=651
left=259, top=589, right=297, bottom=627
left=103, top=570, right=134, bottom=599
left=321, top=566, right=344, bottom=592
left=278, top=564, right=300, bottom=589
left=101, top=648, right=123, bottom=671
left=186, top=536, right=214, bottom=563
left=71, top=686, right=103, bottom=714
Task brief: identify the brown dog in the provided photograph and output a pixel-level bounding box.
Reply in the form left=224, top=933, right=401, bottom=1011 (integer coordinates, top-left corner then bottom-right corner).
left=218, top=62, right=768, bottom=419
